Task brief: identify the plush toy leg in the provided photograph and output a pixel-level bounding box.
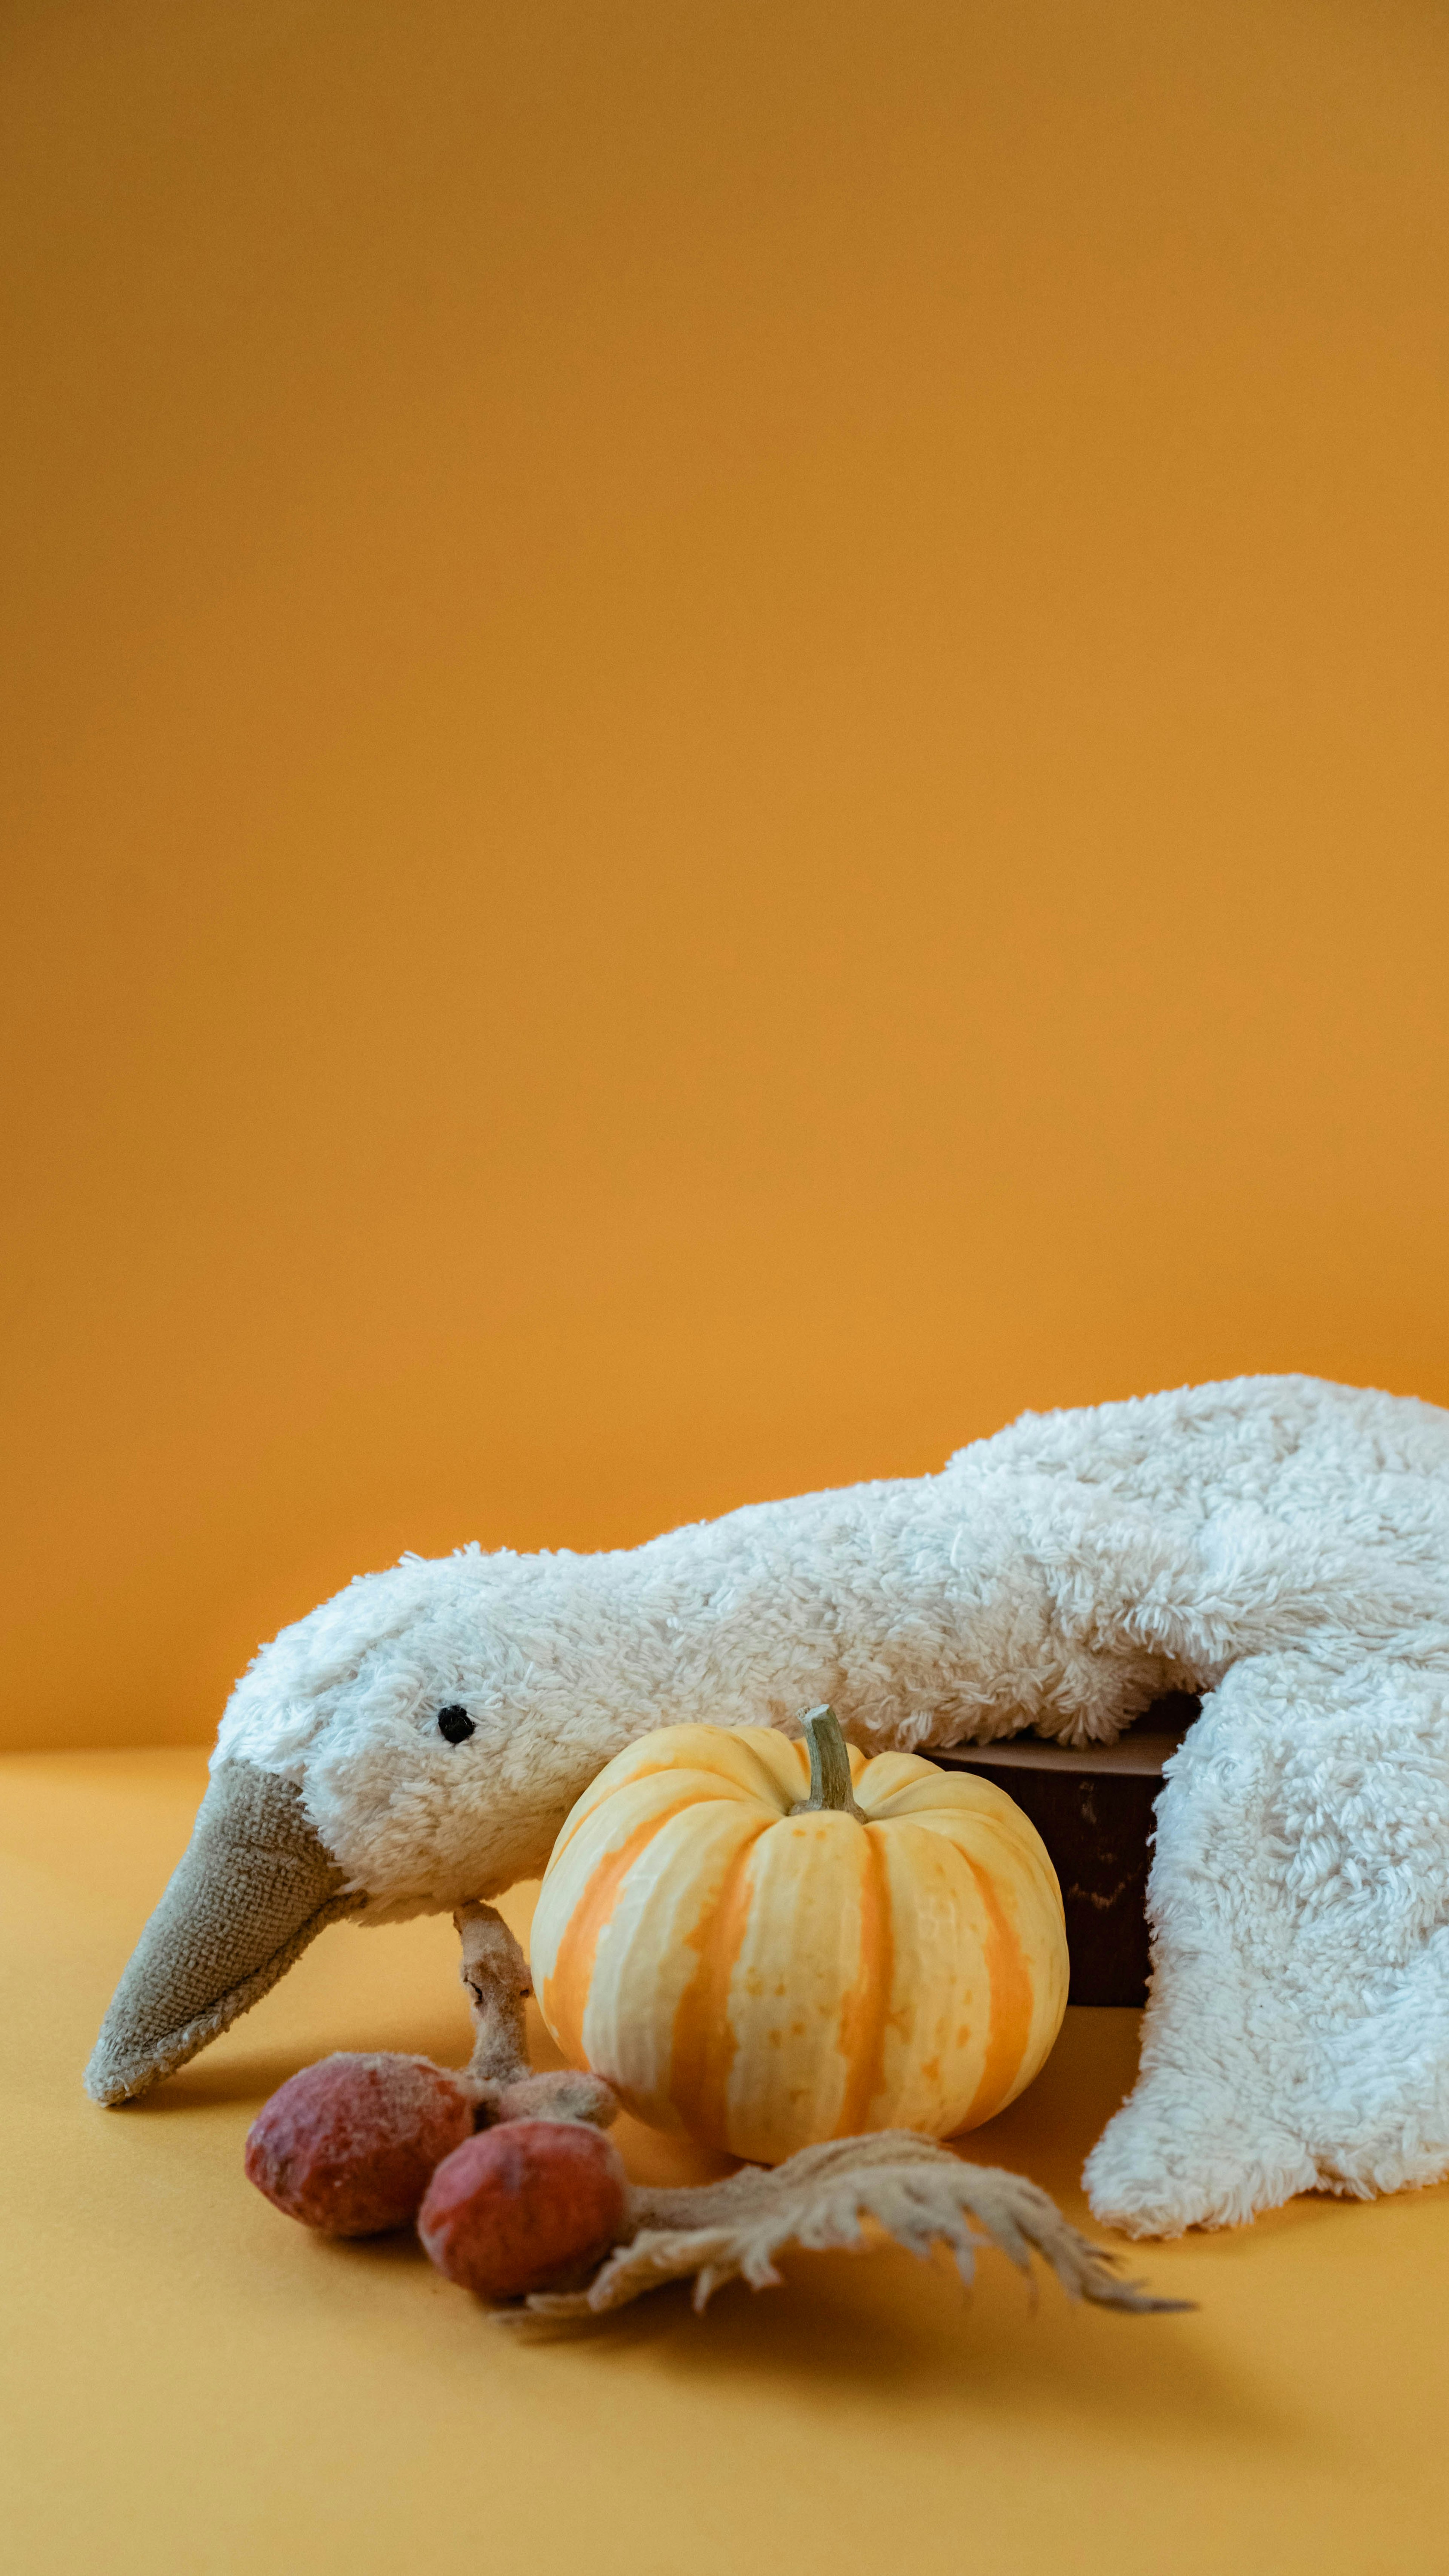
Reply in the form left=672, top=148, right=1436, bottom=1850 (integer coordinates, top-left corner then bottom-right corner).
left=454, top=1900, right=615, bottom=2129
left=1085, top=1651, right=1449, bottom=2236
left=455, top=1900, right=532, bottom=2083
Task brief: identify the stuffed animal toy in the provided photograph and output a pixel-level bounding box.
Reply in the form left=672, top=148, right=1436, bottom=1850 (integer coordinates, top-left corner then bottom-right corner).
left=88, top=1373, right=1449, bottom=2240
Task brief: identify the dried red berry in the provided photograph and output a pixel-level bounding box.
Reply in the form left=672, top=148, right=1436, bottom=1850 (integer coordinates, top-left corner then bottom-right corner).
left=418, top=2117, right=628, bottom=2299
left=245, top=2052, right=475, bottom=2236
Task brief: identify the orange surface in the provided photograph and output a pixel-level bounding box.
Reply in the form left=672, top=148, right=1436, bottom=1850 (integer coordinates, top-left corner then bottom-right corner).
left=4, top=1749, right=1447, bottom=2576
left=3, top=0, right=1448, bottom=1754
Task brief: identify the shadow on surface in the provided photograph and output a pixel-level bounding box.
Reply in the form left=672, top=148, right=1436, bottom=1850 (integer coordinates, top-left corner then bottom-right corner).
left=489, top=2233, right=1276, bottom=2447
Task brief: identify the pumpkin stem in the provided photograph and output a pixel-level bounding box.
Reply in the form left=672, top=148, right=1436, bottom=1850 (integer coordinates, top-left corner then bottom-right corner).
left=793, top=1705, right=865, bottom=1820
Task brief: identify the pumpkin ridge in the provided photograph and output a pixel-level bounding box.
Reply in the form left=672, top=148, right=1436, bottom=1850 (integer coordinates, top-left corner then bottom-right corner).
left=833, top=1823, right=894, bottom=2137
left=549, top=1758, right=770, bottom=1866
left=668, top=1823, right=768, bottom=2152
left=540, top=1798, right=699, bottom=2069
left=960, top=1856, right=1034, bottom=2126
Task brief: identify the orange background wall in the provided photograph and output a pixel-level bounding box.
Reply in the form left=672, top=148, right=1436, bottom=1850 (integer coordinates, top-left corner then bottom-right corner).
left=3, top=0, right=1446, bottom=1752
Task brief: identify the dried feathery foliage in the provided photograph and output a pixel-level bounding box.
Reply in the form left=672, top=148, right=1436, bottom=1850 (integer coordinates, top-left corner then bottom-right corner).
left=512, top=2131, right=1191, bottom=2321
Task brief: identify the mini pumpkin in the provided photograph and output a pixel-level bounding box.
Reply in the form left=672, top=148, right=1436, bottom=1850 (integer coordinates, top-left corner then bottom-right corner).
left=532, top=1708, right=1069, bottom=2165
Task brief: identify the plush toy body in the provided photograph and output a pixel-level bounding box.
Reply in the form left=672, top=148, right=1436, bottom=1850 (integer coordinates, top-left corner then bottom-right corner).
left=89, top=1373, right=1449, bottom=2239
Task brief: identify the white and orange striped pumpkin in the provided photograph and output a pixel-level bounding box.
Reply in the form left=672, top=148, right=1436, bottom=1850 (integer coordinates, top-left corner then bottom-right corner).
left=532, top=1709, right=1069, bottom=2165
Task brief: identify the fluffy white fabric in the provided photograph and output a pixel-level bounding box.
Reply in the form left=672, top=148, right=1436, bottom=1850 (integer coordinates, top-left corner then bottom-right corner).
left=216, top=1373, right=1449, bottom=2237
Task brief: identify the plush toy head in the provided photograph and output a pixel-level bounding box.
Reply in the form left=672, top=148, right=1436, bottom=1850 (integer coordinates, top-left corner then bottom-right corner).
left=85, top=1546, right=632, bottom=2105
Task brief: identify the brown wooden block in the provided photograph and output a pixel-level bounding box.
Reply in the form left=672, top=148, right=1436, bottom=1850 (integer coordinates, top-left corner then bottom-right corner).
left=923, top=1694, right=1200, bottom=2005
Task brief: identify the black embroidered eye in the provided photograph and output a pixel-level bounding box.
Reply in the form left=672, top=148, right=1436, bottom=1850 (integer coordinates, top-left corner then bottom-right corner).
left=437, top=1704, right=475, bottom=1745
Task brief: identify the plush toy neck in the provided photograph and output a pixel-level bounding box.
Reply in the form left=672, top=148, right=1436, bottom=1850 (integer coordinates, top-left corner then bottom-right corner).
left=500, top=1468, right=1172, bottom=1775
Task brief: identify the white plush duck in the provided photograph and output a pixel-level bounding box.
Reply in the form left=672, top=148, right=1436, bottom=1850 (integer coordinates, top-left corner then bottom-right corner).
left=88, top=1373, right=1449, bottom=2240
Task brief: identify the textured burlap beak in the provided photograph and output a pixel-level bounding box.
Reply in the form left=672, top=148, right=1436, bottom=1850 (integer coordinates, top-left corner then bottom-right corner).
left=85, top=1759, right=362, bottom=2104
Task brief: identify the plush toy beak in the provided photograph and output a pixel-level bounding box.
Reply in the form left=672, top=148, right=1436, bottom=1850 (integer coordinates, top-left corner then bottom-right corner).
left=84, top=1759, right=362, bottom=2104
